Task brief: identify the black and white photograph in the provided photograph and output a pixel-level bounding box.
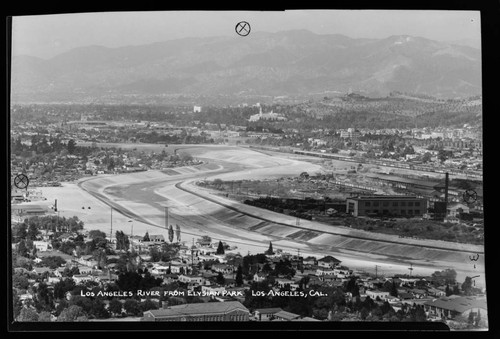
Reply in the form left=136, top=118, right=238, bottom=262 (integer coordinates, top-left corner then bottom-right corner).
left=7, top=8, right=492, bottom=331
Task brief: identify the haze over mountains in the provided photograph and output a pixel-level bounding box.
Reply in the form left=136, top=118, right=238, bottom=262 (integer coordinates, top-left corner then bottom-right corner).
left=11, top=30, right=482, bottom=103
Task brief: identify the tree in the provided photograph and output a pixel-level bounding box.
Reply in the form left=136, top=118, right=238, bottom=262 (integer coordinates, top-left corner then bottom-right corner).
left=445, top=284, right=452, bottom=296
left=431, top=269, right=457, bottom=286
left=115, top=230, right=130, bottom=251
left=67, top=139, right=76, bottom=155
left=175, top=224, right=181, bottom=242
left=88, top=229, right=107, bottom=240
left=216, top=272, right=225, bottom=285
left=390, top=281, right=398, bottom=297
left=461, top=277, right=473, bottom=296
left=13, top=272, right=30, bottom=290
left=40, top=256, right=67, bottom=269
left=123, top=299, right=141, bottom=316
left=108, top=298, right=123, bottom=316
left=17, top=307, right=39, bottom=322
left=17, top=240, right=29, bottom=257
left=57, top=305, right=87, bottom=322
left=216, top=240, right=225, bottom=255
left=265, top=242, right=274, bottom=255
left=38, top=311, right=52, bottom=322
left=235, top=265, right=243, bottom=286
left=90, top=299, right=109, bottom=319
left=53, top=278, right=76, bottom=300
left=421, top=152, right=432, bottom=163
left=12, top=223, right=27, bottom=241
left=149, top=246, right=161, bottom=262
left=143, top=232, right=150, bottom=242
left=34, top=282, right=54, bottom=312
left=140, top=298, right=159, bottom=312
left=168, top=225, right=174, bottom=243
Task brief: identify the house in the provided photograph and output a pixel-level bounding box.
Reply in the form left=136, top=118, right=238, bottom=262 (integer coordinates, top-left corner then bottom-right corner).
left=275, top=278, right=299, bottom=291
left=447, top=203, right=470, bottom=217
left=333, top=267, right=353, bottom=278
left=211, top=264, right=234, bottom=275
left=411, top=288, right=428, bottom=299
left=18, top=293, right=34, bottom=303
left=162, top=274, right=179, bottom=285
left=148, top=234, right=165, bottom=243
left=33, top=241, right=50, bottom=252
left=142, top=301, right=249, bottom=322
left=366, top=290, right=390, bottom=301
left=76, top=255, right=98, bottom=267
left=169, top=264, right=189, bottom=275
left=316, top=268, right=336, bottom=276
left=253, top=272, right=268, bottom=282
left=151, top=264, right=170, bottom=275
left=198, top=247, right=217, bottom=256
left=178, top=274, right=204, bottom=286
left=302, top=256, right=317, bottom=266
left=72, top=274, right=93, bottom=284
left=424, top=296, right=487, bottom=322
left=78, top=266, right=93, bottom=275
left=253, top=308, right=283, bottom=321
left=317, top=256, right=341, bottom=269
left=273, top=310, right=301, bottom=321
left=398, top=292, right=415, bottom=300
left=32, top=267, right=52, bottom=276
left=320, top=275, right=338, bottom=284
left=47, top=276, right=61, bottom=285
left=427, top=287, right=447, bottom=297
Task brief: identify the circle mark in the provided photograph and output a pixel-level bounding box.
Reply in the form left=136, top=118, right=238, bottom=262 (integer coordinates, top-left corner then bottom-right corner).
left=235, top=21, right=251, bottom=37
left=14, top=174, right=30, bottom=189
left=462, top=189, right=477, bottom=204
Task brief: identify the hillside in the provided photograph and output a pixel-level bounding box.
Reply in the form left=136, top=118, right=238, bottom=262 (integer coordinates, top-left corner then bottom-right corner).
left=11, top=30, right=482, bottom=103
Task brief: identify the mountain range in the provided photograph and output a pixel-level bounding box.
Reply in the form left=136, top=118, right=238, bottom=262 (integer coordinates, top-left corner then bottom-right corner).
left=10, top=30, right=482, bottom=103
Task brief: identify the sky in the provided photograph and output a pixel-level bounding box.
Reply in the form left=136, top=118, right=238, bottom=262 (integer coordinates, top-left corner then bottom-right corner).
left=11, top=10, right=482, bottom=59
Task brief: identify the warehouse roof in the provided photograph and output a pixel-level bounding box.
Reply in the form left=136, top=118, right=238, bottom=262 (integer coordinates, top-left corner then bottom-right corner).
left=143, top=301, right=248, bottom=318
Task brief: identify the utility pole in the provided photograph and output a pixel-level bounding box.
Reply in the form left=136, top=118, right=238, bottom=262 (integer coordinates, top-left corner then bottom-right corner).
left=191, top=238, right=195, bottom=274
left=110, top=207, right=113, bottom=243
left=408, top=263, right=413, bottom=277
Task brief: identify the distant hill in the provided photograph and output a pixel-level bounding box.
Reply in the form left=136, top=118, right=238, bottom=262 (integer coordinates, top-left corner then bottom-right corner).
left=10, top=30, right=482, bottom=103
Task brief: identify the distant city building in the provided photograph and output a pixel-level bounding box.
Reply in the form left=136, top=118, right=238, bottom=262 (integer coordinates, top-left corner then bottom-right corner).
left=193, top=106, right=202, bottom=113
left=340, top=128, right=361, bottom=139
left=248, top=107, right=286, bottom=122
left=346, top=195, right=428, bottom=217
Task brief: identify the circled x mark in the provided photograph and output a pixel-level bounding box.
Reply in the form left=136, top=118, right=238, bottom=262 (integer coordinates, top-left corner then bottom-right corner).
left=235, top=21, right=251, bottom=36
left=462, top=189, right=477, bottom=204
left=14, top=174, right=30, bottom=189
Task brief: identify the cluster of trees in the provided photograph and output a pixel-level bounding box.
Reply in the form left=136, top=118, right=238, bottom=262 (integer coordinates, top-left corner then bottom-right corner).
left=148, top=243, right=181, bottom=263
left=10, top=136, right=92, bottom=158
left=240, top=252, right=296, bottom=280
left=133, top=130, right=215, bottom=145
left=345, top=217, right=483, bottom=245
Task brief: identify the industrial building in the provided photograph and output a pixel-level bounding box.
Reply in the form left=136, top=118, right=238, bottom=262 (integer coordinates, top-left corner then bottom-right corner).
left=346, top=195, right=428, bottom=217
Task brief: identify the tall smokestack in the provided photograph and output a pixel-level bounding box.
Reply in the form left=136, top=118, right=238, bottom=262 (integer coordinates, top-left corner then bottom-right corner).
left=54, top=199, right=57, bottom=212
